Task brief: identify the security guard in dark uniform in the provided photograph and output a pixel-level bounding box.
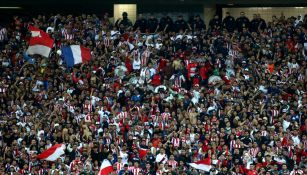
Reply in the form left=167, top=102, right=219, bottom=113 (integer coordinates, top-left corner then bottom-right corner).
left=147, top=14, right=159, bottom=33
left=223, top=12, right=236, bottom=32
left=236, top=12, right=250, bottom=32
left=158, top=14, right=173, bottom=32
left=173, top=15, right=188, bottom=33
left=133, top=14, right=148, bottom=33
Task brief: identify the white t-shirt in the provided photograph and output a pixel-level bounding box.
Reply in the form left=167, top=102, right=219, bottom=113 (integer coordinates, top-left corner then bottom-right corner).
left=133, top=58, right=141, bottom=70
left=119, top=150, right=128, bottom=164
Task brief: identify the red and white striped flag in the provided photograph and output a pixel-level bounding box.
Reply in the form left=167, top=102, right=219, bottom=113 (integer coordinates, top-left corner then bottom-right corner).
left=36, top=144, right=65, bottom=161
left=188, top=158, right=212, bottom=172
left=26, top=25, right=54, bottom=57
left=98, top=159, right=114, bottom=175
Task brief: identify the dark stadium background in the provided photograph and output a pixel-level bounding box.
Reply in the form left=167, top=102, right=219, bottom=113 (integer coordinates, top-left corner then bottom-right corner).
left=0, top=0, right=306, bottom=21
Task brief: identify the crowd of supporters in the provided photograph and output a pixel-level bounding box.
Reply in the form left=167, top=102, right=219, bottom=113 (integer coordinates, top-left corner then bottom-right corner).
left=0, top=11, right=306, bottom=175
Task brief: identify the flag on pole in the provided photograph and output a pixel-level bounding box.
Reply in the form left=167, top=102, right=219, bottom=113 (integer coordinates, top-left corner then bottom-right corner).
left=98, top=159, right=114, bottom=175
left=26, top=25, right=54, bottom=57
left=61, top=45, right=91, bottom=67
left=188, top=158, right=212, bottom=172
left=36, top=144, right=65, bottom=161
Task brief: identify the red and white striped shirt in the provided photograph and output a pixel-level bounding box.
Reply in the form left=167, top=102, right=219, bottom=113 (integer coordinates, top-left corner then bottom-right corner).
left=117, top=111, right=129, bottom=119
left=83, top=103, right=92, bottom=112
left=161, top=112, right=171, bottom=121
left=184, top=60, right=191, bottom=67
left=290, top=170, right=304, bottom=175
left=171, top=138, right=180, bottom=147
left=115, top=162, right=124, bottom=171
left=170, top=74, right=185, bottom=88
left=230, top=140, right=237, bottom=151
left=167, top=160, right=178, bottom=169
left=233, top=143, right=241, bottom=149
left=187, top=62, right=198, bottom=79
left=115, top=138, right=124, bottom=145
left=155, top=121, right=167, bottom=130
left=249, top=147, right=259, bottom=157
left=270, top=109, right=279, bottom=124
left=62, top=29, right=74, bottom=40
left=38, top=168, right=49, bottom=175
left=103, top=37, right=111, bottom=47
left=130, top=167, right=142, bottom=175
left=141, top=50, right=150, bottom=66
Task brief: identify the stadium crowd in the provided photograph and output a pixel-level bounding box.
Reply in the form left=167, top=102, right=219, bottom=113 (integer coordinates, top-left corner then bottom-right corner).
left=0, top=11, right=306, bottom=175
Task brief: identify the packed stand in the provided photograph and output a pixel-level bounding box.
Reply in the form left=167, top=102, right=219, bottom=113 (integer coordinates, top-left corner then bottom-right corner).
left=0, top=11, right=306, bottom=175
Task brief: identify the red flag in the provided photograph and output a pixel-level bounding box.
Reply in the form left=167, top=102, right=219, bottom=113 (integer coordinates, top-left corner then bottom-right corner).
left=98, top=159, right=114, bottom=175
left=26, top=25, right=54, bottom=57
left=36, top=144, right=65, bottom=161
left=188, top=158, right=212, bottom=172
left=139, top=148, right=147, bottom=159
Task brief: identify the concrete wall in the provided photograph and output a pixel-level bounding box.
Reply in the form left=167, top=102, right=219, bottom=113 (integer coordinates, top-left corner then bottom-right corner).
left=114, top=4, right=137, bottom=24
left=204, top=6, right=217, bottom=28
left=222, top=7, right=307, bottom=23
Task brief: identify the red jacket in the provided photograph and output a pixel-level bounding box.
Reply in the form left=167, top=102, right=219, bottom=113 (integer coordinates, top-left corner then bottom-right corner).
left=151, top=74, right=162, bottom=86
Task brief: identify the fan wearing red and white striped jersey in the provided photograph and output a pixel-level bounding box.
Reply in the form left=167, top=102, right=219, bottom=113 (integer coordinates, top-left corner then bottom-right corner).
left=170, top=73, right=185, bottom=89
left=161, top=108, right=171, bottom=122
left=269, top=105, right=280, bottom=124
left=62, top=28, right=74, bottom=40
left=290, top=169, right=304, bottom=175
left=70, top=156, right=82, bottom=172
left=171, top=133, right=181, bottom=148
left=18, top=164, right=30, bottom=175
left=115, top=157, right=124, bottom=172
left=167, top=155, right=178, bottom=170
left=248, top=142, right=259, bottom=158
left=116, top=106, right=130, bottom=124
left=187, top=61, right=198, bottom=79
left=154, top=116, right=168, bottom=131
left=82, top=100, right=92, bottom=113
left=232, top=139, right=242, bottom=149
left=129, top=162, right=142, bottom=175
left=139, top=66, right=151, bottom=85
left=103, top=33, right=112, bottom=47
left=141, top=48, right=151, bottom=67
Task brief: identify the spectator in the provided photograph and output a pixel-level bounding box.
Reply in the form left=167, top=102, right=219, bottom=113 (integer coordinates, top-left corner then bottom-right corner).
left=147, top=14, right=159, bottom=33
left=190, top=14, right=206, bottom=32
left=115, top=12, right=133, bottom=30
left=173, top=15, right=188, bottom=33
left=236, top=11, right=250, bottom=32
left=0, top=11, right=306, bottom=175
left=158, top=14, right=173, bottom=32
left=134, top=14, right=148, bottom=33
left=209, top=14, right=222, bottom=31
left=223, top=12, right=236, bottom=32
